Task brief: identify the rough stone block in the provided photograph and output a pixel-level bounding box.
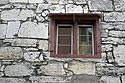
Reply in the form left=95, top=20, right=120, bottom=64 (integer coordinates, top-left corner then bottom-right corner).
left=36, top=4, right=50, bottom=13
left=109, top=31, right=125, bottom=37
left=46, top=0, right=59, bottom=4
left=29, top=76, right=69, bottom=83
left=29, top=0, right=44, bottom=3
left=114, top=0, right=125, bottom=11
left=0, top=24, right=7, bottom=39
left=0, top=47, right=23, bottom=60
left=101, top=29, right=108, bottom=37
left=114, top=45, right=125, bottom=65
left=100, top=76, right=120, bottom=83
left=9, top=0, right=28, bottom=3
left=1, top=9, right=34, bottom=21
left=38, top=61, right=65, bottom=76
left=0, top=4, right=12, bottom=9
left=3, top=39, right=37, bottom=47
left=5, top=64, right=33, bottom=76
left=18, top=21, right=48, bottom=39
left=68, top=61, right=95, bottom=75
left=101, top=44, right=113, bottom=52
left=104, top=12, right=125, bottom=21
left=0, top=78, right=26, bottom=83
left=70, top=74, right=100, bottom=83
left=0, top=0, right=9, bottom=4
left=66, top=4, right=83, bottom=13
left=122, top=75, right=125, bottom=83
left=6, top=21, right=20, bottom=38
left=24, top=52, right=44, bottom=62
left=38, top=40, right=48, bottom=51
left=89, top=0, right=113, bottom=11
left=49, top=4, right=65, bottom=13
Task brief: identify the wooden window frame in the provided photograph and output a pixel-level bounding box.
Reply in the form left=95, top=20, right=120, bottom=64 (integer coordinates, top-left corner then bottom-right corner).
left=49, top=13, right=101, bottom=58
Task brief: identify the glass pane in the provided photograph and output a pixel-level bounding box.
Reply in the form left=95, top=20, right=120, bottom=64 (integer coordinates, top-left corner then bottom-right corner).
left=79, top=36, right=92, bottom=45
left=58, top=46, right=71, bottom=54
left=58, top=36, right=71, bottom=45
left=58, top=26, right=72, bottom=35
left=79, top=46, right=92, bottom=55
left=78, top=26, right=93, bottom=55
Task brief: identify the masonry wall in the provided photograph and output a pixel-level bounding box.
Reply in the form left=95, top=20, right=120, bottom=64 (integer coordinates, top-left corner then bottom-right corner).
left=0, top=0, right=125, bottom=83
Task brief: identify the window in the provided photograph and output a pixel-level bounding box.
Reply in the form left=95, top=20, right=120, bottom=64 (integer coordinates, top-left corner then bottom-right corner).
left=49, top=13, right=101, bottom=58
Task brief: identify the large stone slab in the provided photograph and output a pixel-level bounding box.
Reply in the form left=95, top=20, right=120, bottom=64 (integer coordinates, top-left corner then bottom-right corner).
left=0, top=47, right=23, bottom=60
left=29, top=76, right=69, bottom=83
left=114, top=0, right=125, bottom=11
left=38, top=40, right=48, bottom=51
left=6, top=21, right=20, bottom=38
left=0, top=0, right=9, bottom=4
left=104, top=12, right=125, bottom=21
left=38, top=61, right=65, bottom=76
left=70, top=74, right=100, bottom=83
left=5, top=64, right=33, bottom=76
left=89, top=0, right=113, bottom=11
left=9, top=0, right=28, bottom=3
left=18, top=21, right=48, bottom=39
left=29, top=0, right=44, bottom=3
left=0, top=24, right=7, bottom=39
left=66, top=4, right=83, bottom=13
left=23, top=52, right=44, bottom=62
left=114, top=45, right=125, bottom=65
left=68, top=61, right=95, bottom=75
left=109, top=31, right=125, bottom=37
left=100, top=76, right=120, bottom=83
left=3, top=39, right=37, bottom=47
left=1, top=9, right=34, bottom=21
left=49, top=4, right=65, bottom=13
left=0, top=78, right=26, bottom=83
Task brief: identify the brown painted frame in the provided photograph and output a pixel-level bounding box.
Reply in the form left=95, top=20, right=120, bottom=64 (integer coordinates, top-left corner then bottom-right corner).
left=49, top=13, right=101, bottom=58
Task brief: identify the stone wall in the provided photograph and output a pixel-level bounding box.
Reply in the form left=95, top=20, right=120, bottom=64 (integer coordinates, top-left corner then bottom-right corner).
left=0, top=0, right=125, bottom=83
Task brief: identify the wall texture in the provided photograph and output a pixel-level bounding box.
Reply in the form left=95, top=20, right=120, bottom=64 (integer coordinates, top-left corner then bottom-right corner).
left=0, top=0, right=125, bottom=83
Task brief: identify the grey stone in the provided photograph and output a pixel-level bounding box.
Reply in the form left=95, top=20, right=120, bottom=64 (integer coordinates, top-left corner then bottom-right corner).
left=46, top=0, right=59, bottom=4
left=104, top=12, right=125, bottom=21
left=6, top=21, right=20, bottom=38
left=0, top=0, right=9, bottom=4
left=122, top=75, right=125, bottom=83
left=23, top=52, right=44, bottom=62
left=114, top=45, right=125, bottom=65
left=5, top=64, right=33, bottom=76
left=1, top=9, right=34, bottom=21
left=38, top=40, right=48, bottom=51
left=49, top=4, right=65, bottom=13
left=0, top=24, right=7, bottom=39
left=38, top=61, right=65, bottom=76
left=101, top=44, right=113, bottom=52
left=18, top=21, right=48, bottom=39
left=100, top=76, right=120, bottom=83
left=13, top=3, right=26, bottom=8
left=89, top=0, right=113, bottom=11
left=114, top=0, right=125, bottom=11
left=9, top=0, right=28, bottom=3
left=101, top=29, right=108, bottom=37
left=73, top=0, right=86, bottom=4
left=0, top=78, right=26, bottom=83
left=29, top=76, right=69, bottom=83
left=70, top=74, right=100, bottom=83
left=68, top=61, right=95, bottom=75
left=36, top=4, right=50, bottom=13
left=0, top=4, right=12, bottom=9
left=109, top=31, right=125, bottom=37
left=29, top=0, right=44, bottom=3
left=66, top=4, right=83, bottom=13
left=3, top=39, right=37, bottom=47
left=0, top=47, right=23, bottom=60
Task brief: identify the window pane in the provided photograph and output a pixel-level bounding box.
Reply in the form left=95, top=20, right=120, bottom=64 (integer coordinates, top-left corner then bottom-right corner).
left=58, top=26, right=71, bottom=35
left=58, top=36, right=71, bottom=45
left=78, top=26, right=94, bottom=55
left=79, top=46, right=92, bottom=55
left=58, top=46, right=71, bottom=54
left=57, top=25, right=72, bottom=54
